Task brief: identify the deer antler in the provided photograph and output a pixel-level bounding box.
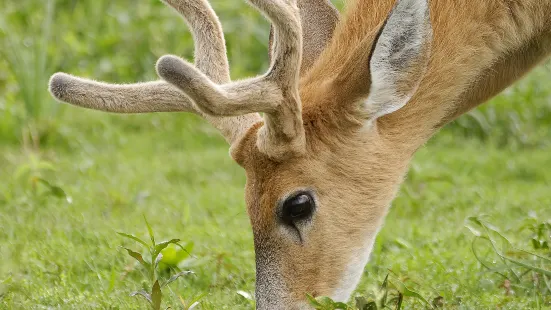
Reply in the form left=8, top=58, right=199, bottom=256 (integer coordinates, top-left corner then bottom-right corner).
left=157, top=0, right=305, bottom=159
left=48, top=0, right=261, bottom=145
left=269, top=0, right=339, bottom=74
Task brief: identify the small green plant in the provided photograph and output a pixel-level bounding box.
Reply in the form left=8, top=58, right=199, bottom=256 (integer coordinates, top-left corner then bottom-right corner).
left=466, top=216, right=551, bottom=305
left=307, top=274, right=433, bottom=310
left=158, top=242, right=195, bottom=272
left=12, top=153, right=68, bottom=201
left=519, top=215, right=551, bottom=251
left=177, top=292, right=208, bottom=310
left=118, top=216, right=195, bottom=310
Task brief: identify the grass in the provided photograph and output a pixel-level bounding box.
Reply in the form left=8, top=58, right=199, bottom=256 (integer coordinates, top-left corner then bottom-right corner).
left=1, top=0, right=551, bottom=309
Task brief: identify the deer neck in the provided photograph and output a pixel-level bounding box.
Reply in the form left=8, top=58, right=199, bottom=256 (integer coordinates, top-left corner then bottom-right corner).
left=378, top=1, right=551, bottom=152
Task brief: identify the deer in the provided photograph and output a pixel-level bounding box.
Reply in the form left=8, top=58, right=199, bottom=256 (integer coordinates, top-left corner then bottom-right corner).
left=48, top=0, right=551, bottom=308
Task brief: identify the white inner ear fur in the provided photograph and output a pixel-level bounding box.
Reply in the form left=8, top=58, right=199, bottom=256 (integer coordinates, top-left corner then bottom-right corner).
left=364, top=0, right=431, bottom=119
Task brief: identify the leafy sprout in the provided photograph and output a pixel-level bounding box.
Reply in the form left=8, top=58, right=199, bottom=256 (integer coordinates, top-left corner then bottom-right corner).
left=118, top=215, right=195, bottom=310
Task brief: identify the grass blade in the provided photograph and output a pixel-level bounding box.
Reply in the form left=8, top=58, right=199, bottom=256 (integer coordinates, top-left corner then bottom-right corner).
left=394, top=293, right=404, bottom=310
left=151, top=280, right=162, bottom=310
left=130, top=290, right=152, bottom=305
left=390, top=278, right=432, bottom=309
left=501, top=256, right=551, bottom=277
left=122, top=247, right=150, bottom=269
left=162, top=270, right=194, bottom=288
left=117, top=232, right=149, bottom=249
left=143, top=215, right=155, bottom=246
left=543, top=275, right=551, bottom=294
left=381, top=274, right=389, bottom=306
left=306, top=294, right=322, bottom=307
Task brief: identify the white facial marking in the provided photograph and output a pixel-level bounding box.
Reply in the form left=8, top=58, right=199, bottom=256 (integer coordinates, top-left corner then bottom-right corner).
left=330, top=231, right=378, bottom=302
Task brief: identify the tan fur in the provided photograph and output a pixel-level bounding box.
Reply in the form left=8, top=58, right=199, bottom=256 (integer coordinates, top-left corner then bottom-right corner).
left=48, top=0, right=551, bottom=308
left=304, top=0, right=551, bottom=148
left=237, top=0, right=551, bottom=307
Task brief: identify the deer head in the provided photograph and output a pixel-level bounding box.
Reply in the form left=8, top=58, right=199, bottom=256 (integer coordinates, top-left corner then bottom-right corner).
left=48, top=0, right=432, bottom=308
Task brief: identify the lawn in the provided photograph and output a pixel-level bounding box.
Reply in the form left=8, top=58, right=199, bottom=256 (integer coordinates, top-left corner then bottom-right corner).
left=1, top=0, right=550, bottom=309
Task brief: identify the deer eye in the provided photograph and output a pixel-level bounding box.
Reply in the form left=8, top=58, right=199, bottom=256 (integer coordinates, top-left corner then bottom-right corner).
left=281, top=192, right=315, bottom=225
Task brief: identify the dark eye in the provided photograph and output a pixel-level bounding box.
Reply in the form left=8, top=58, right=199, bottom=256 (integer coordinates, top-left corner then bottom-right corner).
left=281, top=192, right=315, bottom=225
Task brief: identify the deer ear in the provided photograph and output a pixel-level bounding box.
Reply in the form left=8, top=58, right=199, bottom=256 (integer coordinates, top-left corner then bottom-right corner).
left=363, top=0, right=432, bottom=119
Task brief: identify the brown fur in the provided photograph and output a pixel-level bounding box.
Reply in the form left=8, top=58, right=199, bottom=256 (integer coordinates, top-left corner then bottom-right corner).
left=234, top=0, right=551, bottom=307
left=304, top=0, right=551, bottom=147
left=49, top=0, right=551, bottom=308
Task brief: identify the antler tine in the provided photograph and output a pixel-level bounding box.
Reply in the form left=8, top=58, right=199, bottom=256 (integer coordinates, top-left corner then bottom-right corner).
left=160, top=0, right=262, bottom=142
left=161, top=0, right=230, bottom=83
left=251, top=0, right=305, bottom=158
left=269, top=0, right=339, bottom=74
left=48, top=0, right=261, bottom=145
left=157, top=0, right=305, bottom=159
left=253, top=0, right=303, bottom=84
left=48, top=74, right=198, bottom=114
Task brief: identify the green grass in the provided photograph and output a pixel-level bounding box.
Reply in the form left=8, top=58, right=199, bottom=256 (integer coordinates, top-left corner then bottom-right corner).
left=1, top=0, right=550, bottom=309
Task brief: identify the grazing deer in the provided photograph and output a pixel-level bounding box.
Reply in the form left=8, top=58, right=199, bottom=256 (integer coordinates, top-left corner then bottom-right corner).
left=48, top=0, right=551, bottom=308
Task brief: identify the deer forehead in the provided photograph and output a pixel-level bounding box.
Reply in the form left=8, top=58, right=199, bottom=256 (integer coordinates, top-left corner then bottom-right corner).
left=238, top=128, right=385, bottom=217
left=240, top=145, right=324, bottom=229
